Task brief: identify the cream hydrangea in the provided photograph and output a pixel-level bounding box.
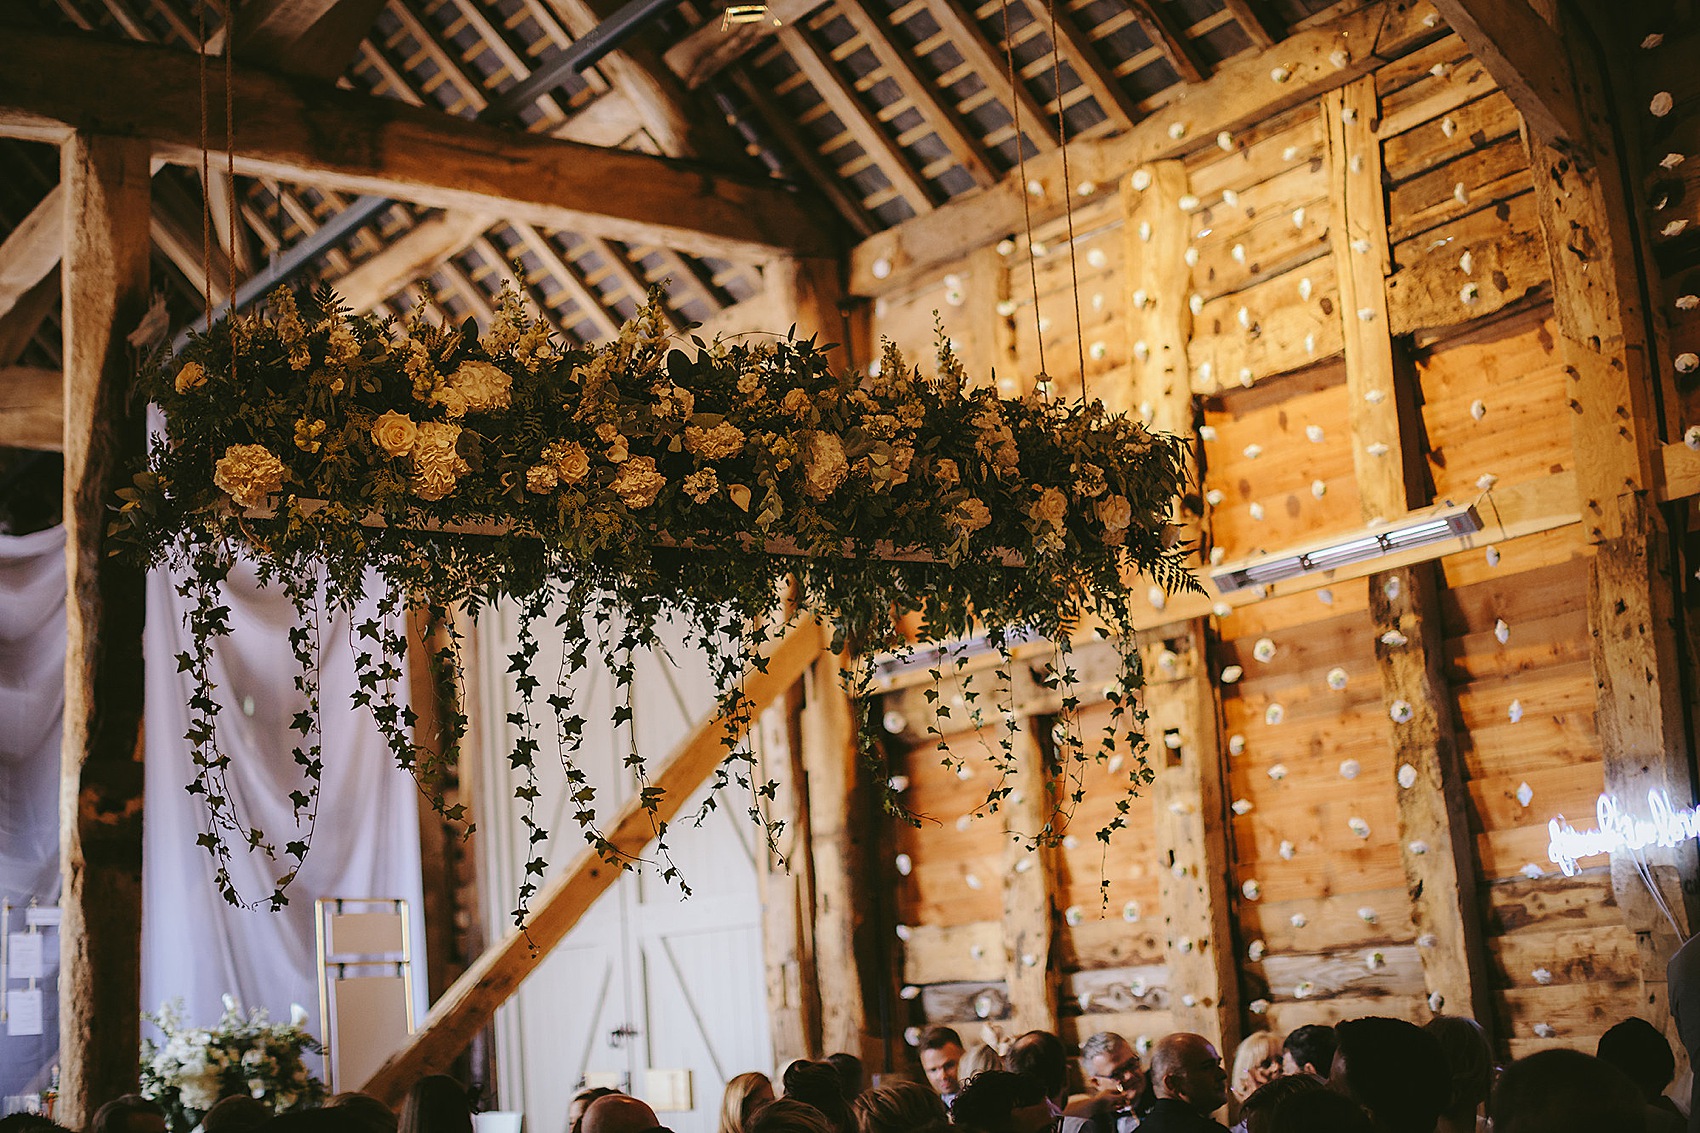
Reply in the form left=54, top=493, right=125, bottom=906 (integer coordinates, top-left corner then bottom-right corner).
left=213, top=444, right=286, bottom=509
left=934, top=458, right=961, bottom=489
left=448, top=360, right=512, bottom=413
left=685, top=421, right=746, bottom=460
left=612, top=456, right=665, bottom=509
left=526, top=464, right=559, bottom=494
left=411, top=422, right=467, bottom=501
left=948, top=497, right=992, bottom=536
left=804, top=432, right=849, bottom=500
left=682, top=468, right=720, bottom=503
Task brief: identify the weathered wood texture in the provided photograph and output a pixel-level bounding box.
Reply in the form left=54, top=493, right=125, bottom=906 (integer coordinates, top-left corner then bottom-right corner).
left=998, top=711, right=1059, bottom=1034
left=758, top=684, right=823, bottom=1064
left=361, top=618, right=824, bottom=1103
left=58, top=133, right=152, bottom=1128
left=0, top=29, right=833, bottom=263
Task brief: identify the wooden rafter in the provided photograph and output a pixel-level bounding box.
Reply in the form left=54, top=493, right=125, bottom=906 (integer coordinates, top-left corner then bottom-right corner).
left=1031, top=0, right=1138, bottom=132
left=233, top=0, right=390, bottom=81
left=728, top=69, right=880, bottom=238
left=1427, top=0, right=1586, bottom=152
left=1218, top=0, right=1279, bottom=50
left=0, top=365, right=63, bottom=452
left=331, top=210, right=494, bottom=315
left=665, top=0, right=831, bottom=90
left=922, top=0, right=1058, bottom=150
left=505, top=223, right=623, bottom=340
left=0, top=29, right=836, bottom=263
left=1122, top=0, right=1203, bottom=84
left=0, top=187, right=63, bottom=320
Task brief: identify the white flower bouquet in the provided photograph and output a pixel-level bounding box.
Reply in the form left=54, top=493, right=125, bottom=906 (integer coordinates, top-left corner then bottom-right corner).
left=140, top=996, right=326, bottom=1132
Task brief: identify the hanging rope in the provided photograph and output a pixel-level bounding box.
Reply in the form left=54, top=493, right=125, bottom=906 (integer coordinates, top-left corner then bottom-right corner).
left=999, top=0, right=1046, bottom=388
left=225, top=0, right=238, bottom=309
left=1042, top=0, right=1087, bottom=403
left=197, top=1, right=213, bottom=334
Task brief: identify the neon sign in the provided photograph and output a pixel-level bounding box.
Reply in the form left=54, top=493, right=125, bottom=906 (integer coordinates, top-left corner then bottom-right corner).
left=1546, top=790, right=1700, bottom=877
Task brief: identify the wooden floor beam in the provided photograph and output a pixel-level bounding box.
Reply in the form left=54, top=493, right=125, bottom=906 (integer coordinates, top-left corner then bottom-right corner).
left=58, top=132, right=152, bottom=1128
left=360, top=616, right=825, bottom=1104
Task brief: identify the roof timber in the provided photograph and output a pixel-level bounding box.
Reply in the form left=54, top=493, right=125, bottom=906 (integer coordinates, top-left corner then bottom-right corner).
left=0, top=29, right=837, bottom=264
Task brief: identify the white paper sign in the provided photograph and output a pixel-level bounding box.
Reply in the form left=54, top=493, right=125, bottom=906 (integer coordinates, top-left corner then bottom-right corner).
left=5, top=989, right=42, bottom=1036
left=24, top=908, right=60, bottom=929
left=7, top=934, right=42, bottom=981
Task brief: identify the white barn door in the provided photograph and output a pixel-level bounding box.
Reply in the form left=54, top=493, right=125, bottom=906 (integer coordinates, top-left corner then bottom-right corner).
left=473, top=605, right=774, bottom=1133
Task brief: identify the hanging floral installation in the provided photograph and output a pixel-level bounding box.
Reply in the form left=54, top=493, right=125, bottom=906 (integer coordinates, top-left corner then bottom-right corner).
left=114, top=284, right=1196, bottom=921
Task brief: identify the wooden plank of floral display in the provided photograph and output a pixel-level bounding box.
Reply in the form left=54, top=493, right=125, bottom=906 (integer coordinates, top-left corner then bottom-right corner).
left=58, top=132, right=154, bottom=1128
left=359, top=614, right=826, bottom=1104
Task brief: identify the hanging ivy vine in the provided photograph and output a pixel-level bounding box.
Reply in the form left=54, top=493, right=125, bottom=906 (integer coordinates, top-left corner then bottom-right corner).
left=113, top=284, right=1197, bottom=920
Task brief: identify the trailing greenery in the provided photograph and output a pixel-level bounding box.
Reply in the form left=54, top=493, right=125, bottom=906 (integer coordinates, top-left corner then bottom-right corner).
left=114, top=284, right=1197, bottom=920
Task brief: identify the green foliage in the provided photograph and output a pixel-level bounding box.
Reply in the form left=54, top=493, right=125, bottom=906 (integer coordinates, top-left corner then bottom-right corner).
left=115, top=284, right=1198, bottom=922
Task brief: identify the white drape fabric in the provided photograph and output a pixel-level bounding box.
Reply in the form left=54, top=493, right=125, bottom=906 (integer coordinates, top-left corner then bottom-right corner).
left=141, top=560, right=428, bottom=1043
left=0, top=527, right=67, bottom=1098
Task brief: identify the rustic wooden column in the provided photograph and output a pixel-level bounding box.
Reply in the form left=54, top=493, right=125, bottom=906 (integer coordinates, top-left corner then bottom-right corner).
left=759, top=680, right=823, bottom=1063
left=998, top=708, right=1059, bottom=1035
left=1324, top=76, right=1492, bottom=1027
left=59, top=132, right=152, bottom=1126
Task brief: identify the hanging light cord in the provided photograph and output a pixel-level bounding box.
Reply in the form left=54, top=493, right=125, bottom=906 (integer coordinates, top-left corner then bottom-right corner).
left=998, top=0, right=1046, bottom=387
left=1041, top=0, right=1087, bottom=402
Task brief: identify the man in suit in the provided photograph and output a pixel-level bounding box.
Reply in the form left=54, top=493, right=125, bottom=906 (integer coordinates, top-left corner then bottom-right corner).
left=1137, top=1035, right=1229, bottom=1133
left=1669, top=932, right=1700, bottom=1132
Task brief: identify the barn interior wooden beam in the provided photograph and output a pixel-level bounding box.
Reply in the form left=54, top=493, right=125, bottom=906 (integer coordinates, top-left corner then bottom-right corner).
left=0, top=28, right=837, bottom=264
left=1427, top=0, right=1587, bottom=152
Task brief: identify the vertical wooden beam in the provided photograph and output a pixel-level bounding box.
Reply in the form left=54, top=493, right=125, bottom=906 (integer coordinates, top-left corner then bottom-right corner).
left=1325, top=75, right=1492, bottom=1028
left=58, top=132, right=152, bottom=1128
left=1523, top=16, right=1700, bottom=1033
left=999, top=707, right=1059, bottom=1035
left=1144, top=629, right=1237, bottom=1052
left=759, top=680, right=824, bottom=1064
left=799, top=651, right=876, bottom=1060
left=1120, top=160, right=1234, bottom=1052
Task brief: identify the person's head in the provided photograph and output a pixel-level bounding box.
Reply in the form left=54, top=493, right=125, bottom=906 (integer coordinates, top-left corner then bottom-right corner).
left=783, top=1060, right=853, bottom=1133
left=253, top=1113, right=362, bottom=1133
left=720, top=1073, right=776, bottom=1133
left=0, top=1118, right=71, bottom=1133
left=1282, top=1025, right=1337, bottom=1077
left=850, top=1081, right=947, bottom=1133
left=1150, top=1033, right=1228, bottom=1116
left=1004, top=1031, right=1069, bottom=1107
left=203, top=1096, right=272, bottom=1133
left=920, top=1028, right=968, bottom=1098
left=1425, top=1016, right=1494, bottom=1118
left=1238, top=1075, right=1326, bottom=1133
left=958, top=1044, right=1002, bottom=1084
left=947, top=1070, right=1050, bottom=1133
left=1329, top=1018, right=1449, bottom=1133
left=328, top=1094, right=398, bottom=1133
left=1268, top=1090, right=1374, bottom=1133
left=1597, top=1017, right=1676, bottom=1102
left=92, top=1096, right=168, bottom=1133
left=582, top=1095, right=660, bottom=1133
left=399, top=1076, right=473, bottom=1133
left=569, top=1090, right=622, bottom=1133
left=1490, top=1049, right=1647, bottom=1133
left=1079, top=1032, right=1142, bottom=1104
left=826, top=1054, right=864, bottom=1101
left=1230, top=1031, right=1285, bottom=1103
left=747, top=1100, right=837, bottom=1133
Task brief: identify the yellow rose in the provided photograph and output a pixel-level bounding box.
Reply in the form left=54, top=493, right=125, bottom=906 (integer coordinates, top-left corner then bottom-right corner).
left=1031, top=487, right=1068, bottom=529
left=371, top=411, right=418, bottom=458
left=174, top=362, right=207, bottom=394
left=544, top=441, right=590, bottom=485
left=1095, top=494, right=1133, bottom=533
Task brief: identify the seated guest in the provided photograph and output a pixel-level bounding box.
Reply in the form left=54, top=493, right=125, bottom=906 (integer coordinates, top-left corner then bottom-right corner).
left=720, top=1073, right=776, bottom=1133
left=1327, top=1017, right=1448, bottom=1133
left=1490, top=1049, right=1646, bottom=1133
left=783, top=1060, right=854, bottom=1133
left=1266, top=1092, right=1372, bottom=1133
left=329, top=1093, right=399, bottom=1133
left=827, top=1055, right=865, bottom=1102
left=91, top=1097, right=167, bottom=1133
left=949, top=1070, right=1052, bottom=1133
left=748, top=1100, right=838, bottom=1133
left=583, top=1095, right=663, bottom=1133
left=202, top=1097, right=271, bottom=1133
left=921, top=1028, right=970, bottom=1107
left=1228, top=1033, right=1283, bottom=1104
left=1424, top=1017, right=1493, bottom=1133
left=1234, top=1075, right=1325, bottom=1133
left=1280, top=1026, right=1335, bottom=1079
left=569, top=1090, right=622, bottom=1133
left=1597, top=1019, right=1683, bottom=1133
left=400, top=1076, right=474, bottom=1133
left=850, top=1081, right=948, bottom=1133
left=1141, top=1033, right=1230, bottom=1132
left=960, top=1044, right=1003, bottom=1084
left=1069, top=1031, right=1147, bottom=1133
left=0, top=1118, right=72, bottom=1133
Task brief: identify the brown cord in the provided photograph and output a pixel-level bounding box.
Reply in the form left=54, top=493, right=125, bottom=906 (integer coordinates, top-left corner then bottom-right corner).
left=1042, top=0, right=1087, bottom=402
left=999, top=0, right=1046, bottom=388
left=198, top=0, right=213, bottom=333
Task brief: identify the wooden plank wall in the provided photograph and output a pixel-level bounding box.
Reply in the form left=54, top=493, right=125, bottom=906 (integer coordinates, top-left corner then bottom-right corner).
left=859, top=19, right=1658, bottom=1065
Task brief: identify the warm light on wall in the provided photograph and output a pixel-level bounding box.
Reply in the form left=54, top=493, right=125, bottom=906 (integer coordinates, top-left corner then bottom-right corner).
left=1546, top=790, right=1700, bottom=876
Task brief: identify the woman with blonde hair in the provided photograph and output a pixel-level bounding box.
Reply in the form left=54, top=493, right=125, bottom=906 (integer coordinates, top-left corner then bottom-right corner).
left=850, top=1081, right=947, bottom=1133
left=720, top=1072, right=776, bottom=1133
left=958, top=1043, right=1002, bottom=1085
left=1230, top=1031, right=1286, bottom=1104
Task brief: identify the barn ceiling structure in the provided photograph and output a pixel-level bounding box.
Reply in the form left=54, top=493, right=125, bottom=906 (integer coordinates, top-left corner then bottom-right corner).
left=9, top=0, right=1700, bottom=1125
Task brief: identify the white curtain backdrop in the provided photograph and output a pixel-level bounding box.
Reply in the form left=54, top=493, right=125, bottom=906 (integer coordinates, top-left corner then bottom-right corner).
left=142, top=560, right=427, bottom=1047
left=0, top=527, right=67, bottom=1098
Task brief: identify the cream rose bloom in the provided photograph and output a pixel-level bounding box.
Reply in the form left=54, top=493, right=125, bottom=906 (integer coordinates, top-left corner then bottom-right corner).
left=612, top=456, right=665, bottom=509
left=371, top=410, right=418, bottom=458
left=948, top=497, right=992, bottom=536
left=804, top=432, right=849, bottom=500
left=448, top=360, right=513, bottom=412
left=411, top=422, right=467, bottom=501
left=1095, top=494, right=1133, bottom=534
left=781, top=388, right=812, bottom=418
left=174, top=362, right=208, bottom=394
left=543, top=440, right=590, bottom=484
left=1031, top=487, right=1068, bottom=529
left=213, top=444, right=286, bottom=509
